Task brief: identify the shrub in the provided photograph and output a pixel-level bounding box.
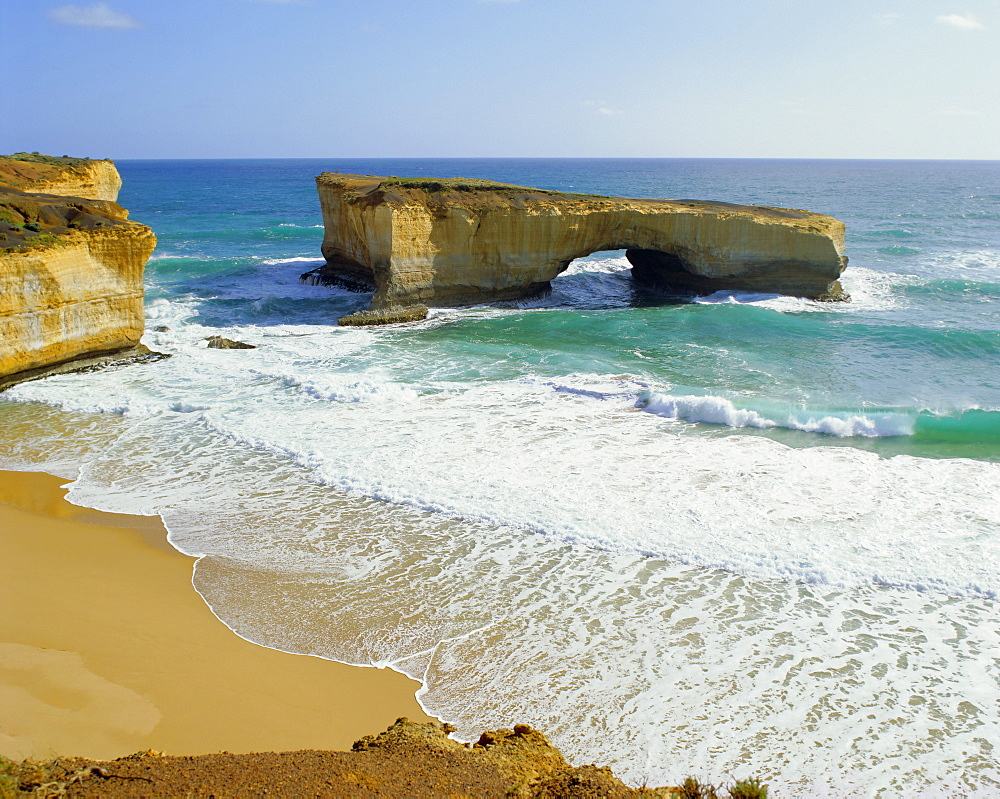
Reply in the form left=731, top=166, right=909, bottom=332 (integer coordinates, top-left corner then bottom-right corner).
left=0, top=756, right=18, bottom=798
left=680, top=777, right=720, bottom=799
left=728, top=777, right=768, bottom=799
left=4, top=152, right=95, bottom=165
left=675, top=775, right=768, bottom=799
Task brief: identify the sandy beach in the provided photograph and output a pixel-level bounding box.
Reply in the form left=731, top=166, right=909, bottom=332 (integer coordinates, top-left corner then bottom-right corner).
left=0, top=468, right=432, bottom=762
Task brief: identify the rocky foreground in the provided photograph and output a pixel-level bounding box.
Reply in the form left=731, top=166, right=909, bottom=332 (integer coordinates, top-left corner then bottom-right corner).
left=0, top=719, right=767, bottom=798
left=316, top=174, right=848, bottom=326
left=0, top=154, right=157, bottom=388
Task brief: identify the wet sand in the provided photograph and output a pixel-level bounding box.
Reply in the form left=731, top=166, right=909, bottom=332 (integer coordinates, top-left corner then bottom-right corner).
left=0, top=469, right=433, bottom=762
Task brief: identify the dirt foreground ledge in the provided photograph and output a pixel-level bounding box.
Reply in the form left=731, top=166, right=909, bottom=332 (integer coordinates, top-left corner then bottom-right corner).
left=1, top=718, right=690, bottom=797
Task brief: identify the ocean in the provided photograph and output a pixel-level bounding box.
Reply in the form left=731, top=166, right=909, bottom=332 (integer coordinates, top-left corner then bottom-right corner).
left=2, top=158, right=999, bottom=796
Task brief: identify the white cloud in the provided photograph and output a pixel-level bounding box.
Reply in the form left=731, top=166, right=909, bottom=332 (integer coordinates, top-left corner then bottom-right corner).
left=48, top=2, right=141, bottom=28
left=584, top=100, right=622, bottom=116
left=936, top=13, right=985, bottom=30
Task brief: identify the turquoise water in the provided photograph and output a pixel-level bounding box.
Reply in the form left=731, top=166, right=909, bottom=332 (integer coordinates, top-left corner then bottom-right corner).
left=2, top=159, right=999, bottom=796
left=134, top=158, right=1000, bottom=461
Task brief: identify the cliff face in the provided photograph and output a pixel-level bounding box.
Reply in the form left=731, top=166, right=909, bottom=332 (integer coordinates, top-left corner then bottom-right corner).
left=316, top=175, right=848, bottom=324
left=0, top=153, right=122, bottom=202
left=0, top=156, right=155, bottom=388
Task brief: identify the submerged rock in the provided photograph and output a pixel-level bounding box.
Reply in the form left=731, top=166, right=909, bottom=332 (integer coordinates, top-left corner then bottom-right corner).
left=338, top=306, right=429, bottom=326
left=204, top=335, right=257, bottom=349
left=315, top=174, right=849, bottom=325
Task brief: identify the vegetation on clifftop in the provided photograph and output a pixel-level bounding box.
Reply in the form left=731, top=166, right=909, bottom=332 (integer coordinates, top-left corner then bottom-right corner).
left=0, top=192, right=126, bottom=251
left=380, top=175, right=549, bottom=193
left=2, top=152, right=107, bottom=166
left=379, top=175, right=612, bottom=199
left=320, top=173, right=612, bottom=201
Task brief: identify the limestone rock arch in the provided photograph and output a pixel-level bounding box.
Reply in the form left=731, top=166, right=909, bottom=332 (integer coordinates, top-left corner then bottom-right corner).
left=314, top=175, right=848, bottom=325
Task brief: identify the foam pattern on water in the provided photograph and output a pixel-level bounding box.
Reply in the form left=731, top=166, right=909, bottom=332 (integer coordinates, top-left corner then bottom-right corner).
left=37, top=412, right=997, bottom=796
left=0, top=400, right=134, bottom=479
left=10, top=349, right=1000, bottom=598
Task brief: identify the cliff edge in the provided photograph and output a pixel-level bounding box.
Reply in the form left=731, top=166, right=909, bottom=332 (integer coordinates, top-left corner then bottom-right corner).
left=0, top=154, right=156, bottom=389
left=0, top=152, right=122, bottom=202
left=316, top=174, right=848, bottom=325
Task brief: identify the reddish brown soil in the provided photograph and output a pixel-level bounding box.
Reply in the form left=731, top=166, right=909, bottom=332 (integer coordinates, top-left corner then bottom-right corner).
left=0, top=186, right=129, bottom=250
left=1, top=719, right=680, bottom=798
left=0, top=155, right=128, bottom=249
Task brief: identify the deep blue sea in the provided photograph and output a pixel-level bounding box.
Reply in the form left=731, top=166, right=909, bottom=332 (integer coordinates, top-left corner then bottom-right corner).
left=2, top=159, right=999, bottom=796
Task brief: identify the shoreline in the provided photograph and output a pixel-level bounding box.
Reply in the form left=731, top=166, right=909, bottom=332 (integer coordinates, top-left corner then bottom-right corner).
left=0, top=468, right=433, bottom=762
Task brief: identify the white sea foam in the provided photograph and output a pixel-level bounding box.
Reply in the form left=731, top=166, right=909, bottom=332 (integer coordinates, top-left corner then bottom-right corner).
left=169, top=401, right=211, bottom=413
left=682, top=267, right=910, bottom=315
left=562, top=251, right=631, bottom=275
left=20, top=353, right=997, bottom=599
left=251, top=368, right=421, bottom=404
left=838, top=266, right=914, bottom=311
left=6, top=325, right=1000, bottom=796
left=693, top=290, right=785, bottom=304
left=4, top=239, right=999, bottom=795
left=5, top=378, right=160, bottom=418
left=554, top=254, right=916, bottom=316
left=638, top=391, right=915, bottom=437
left=259, top=255, right=326, bottom=265
left=34, top=407, right=998, bottom=796
left=924, top=249, right=1000, bottom=281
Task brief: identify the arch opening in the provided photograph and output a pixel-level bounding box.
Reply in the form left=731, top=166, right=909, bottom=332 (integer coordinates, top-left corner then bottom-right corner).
left=549, top=248, right=705, bottom=310
left=625, top=248, right=724, bottom=296
left=551, top=245, right=722, bottom=309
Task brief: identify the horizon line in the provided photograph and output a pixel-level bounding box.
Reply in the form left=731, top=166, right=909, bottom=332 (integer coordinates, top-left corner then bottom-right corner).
left=99, top=155, right=1000, bottom=163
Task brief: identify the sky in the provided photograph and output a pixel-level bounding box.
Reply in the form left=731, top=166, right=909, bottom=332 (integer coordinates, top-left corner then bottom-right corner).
left=2, top=0, right=998, bottom=159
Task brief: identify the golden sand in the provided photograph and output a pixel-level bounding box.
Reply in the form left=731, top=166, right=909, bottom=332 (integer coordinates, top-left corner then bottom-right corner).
left=0, top=469, right=432, bottom=761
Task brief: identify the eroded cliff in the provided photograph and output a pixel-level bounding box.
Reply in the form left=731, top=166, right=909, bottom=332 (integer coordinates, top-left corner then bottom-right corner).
left=316, top=174, right=848, bottom=325
left=0, top=153, right=122, bottom=202
left=0, top=156, right=155, bottom=388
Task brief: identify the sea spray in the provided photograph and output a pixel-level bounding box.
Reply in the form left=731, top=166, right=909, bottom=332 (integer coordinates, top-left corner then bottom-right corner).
left=636, top=392, right=917, bottom=437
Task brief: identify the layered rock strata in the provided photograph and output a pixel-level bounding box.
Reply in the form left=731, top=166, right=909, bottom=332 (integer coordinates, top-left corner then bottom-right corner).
left=0, top=155, right=155, bottom=388
left=316, top=174, right=848, bottom=325
left=0, top=152, right=122, bottom=202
